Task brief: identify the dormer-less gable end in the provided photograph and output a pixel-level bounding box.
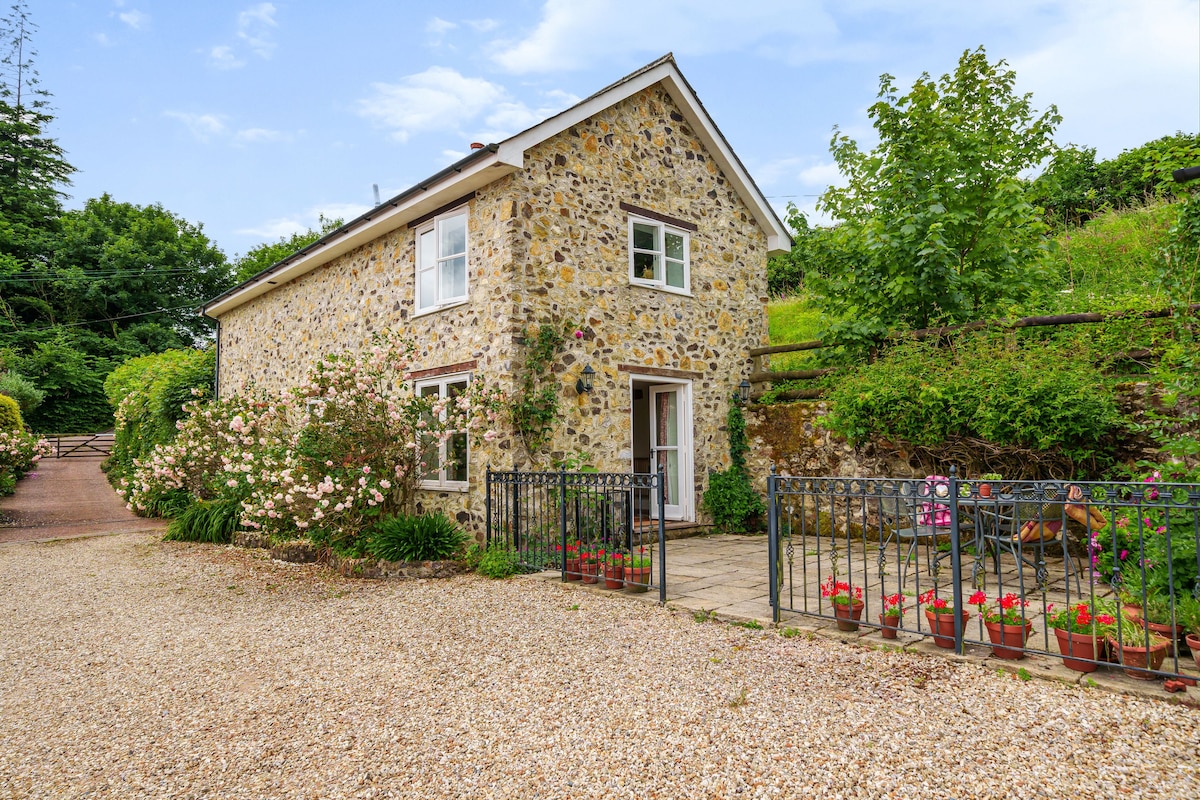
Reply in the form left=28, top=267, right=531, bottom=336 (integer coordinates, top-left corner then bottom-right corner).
left=201, top=54, right=788, bottom=320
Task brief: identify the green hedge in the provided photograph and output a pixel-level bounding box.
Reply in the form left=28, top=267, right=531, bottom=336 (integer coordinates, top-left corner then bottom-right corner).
left=822, top=331, right=1122, bottom=464
left=104, top=349, right=215, bottom=481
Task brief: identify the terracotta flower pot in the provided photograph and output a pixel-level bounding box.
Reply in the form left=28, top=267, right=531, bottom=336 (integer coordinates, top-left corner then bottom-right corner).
left=1186, top=633, right=1200, bottom=672
left=580, top=562, right=599, bottom=584
left=925, top=609, right=969, bottom=649
left=1109, top=636, right=1170, bottom=680
left=832, top=599, right=865, bottom=632
left=565, top=557, right=582, bottom=581
left=602, top=563, right=624, bottom=590
left=1053, top=628, right=1104, bottom=673
left=1143, top=619, right=1186, bottom=657
left=623, top=565, right=651, bottom=593
left=978, top=484, right=992, bottom=498
left=984, top=619, right=1032, bottom=659
left=880, top=613, right=901, bottom=639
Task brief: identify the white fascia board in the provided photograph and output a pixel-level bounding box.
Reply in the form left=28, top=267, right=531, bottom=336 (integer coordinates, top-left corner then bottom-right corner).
left=204, top=153, right=517, bottom=319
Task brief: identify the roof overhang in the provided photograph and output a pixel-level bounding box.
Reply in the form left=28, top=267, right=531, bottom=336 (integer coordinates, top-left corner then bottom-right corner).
left=203, top=55, right=790, bottom=320
left=201, top=145, right=519, bottom=319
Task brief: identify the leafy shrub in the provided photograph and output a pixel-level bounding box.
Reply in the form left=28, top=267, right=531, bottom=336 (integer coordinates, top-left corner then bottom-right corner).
left=104, top=349, right=215, bottom=483
left=365, top=511, right=467, bottom=562
left=0, top=371, right=45, bottom=418
left=163, top=499, right=242, bottom=544
left=703, top=469, right=764, bottom=532
left=702, top=400, right=764, bottom=532
left=0, top=395, right=22, bottom=431
left=476, top=542, right=520, bottom=579
left=822, top=330, right=1121, bottom=464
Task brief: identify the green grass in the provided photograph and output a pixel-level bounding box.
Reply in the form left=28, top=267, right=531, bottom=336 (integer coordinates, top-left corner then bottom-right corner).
left=766, top=294, right=824, bottom=370
left=1035, top=200, right=1178, bottom=314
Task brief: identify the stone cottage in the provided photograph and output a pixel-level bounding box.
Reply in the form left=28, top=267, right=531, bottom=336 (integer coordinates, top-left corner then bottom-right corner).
left=201, top=54, right=789, bottom=530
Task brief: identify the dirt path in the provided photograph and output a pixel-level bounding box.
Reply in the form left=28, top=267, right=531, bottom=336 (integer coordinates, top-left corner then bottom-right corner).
left=0, top=458, right=166, bottom=544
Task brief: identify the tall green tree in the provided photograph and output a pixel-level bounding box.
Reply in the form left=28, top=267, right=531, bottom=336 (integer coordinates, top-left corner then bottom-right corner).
left=0, top=1, right=74, bottom=321
left=44, top=194, right=233, bottom=344
left=813, top=47, right=1060, bottom=351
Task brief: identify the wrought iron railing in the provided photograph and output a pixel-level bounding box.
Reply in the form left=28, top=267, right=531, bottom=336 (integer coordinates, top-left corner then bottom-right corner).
left=486, top=468, right=667, bottom=603
left=767, top=468, right=1200, bottom=680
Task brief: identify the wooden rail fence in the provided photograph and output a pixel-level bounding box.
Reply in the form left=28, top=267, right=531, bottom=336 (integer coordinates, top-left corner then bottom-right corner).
left=747, top=303, right=1200, bottom=403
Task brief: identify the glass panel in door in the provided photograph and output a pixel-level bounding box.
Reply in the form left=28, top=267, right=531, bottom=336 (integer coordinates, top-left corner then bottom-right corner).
left=649, top=384, right=688, bottom=520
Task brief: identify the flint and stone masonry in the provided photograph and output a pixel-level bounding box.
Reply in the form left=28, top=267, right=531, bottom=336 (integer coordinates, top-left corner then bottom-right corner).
left=215, top=86, right=771, bottom=533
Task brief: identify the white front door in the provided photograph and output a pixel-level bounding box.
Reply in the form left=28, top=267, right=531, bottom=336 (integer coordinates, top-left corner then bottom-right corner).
left=649, top=383, right=693, bottom=521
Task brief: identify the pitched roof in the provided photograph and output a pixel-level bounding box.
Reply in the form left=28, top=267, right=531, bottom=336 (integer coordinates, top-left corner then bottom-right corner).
left=202, top=54, right=790, bottom=319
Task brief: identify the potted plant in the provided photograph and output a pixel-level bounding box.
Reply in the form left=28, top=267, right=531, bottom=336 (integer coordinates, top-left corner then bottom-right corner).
left=623, top=547, right=651, bottom=593
left=919, top=589, right=970, bottom=649
left=1045, top=599, right=1116, bottom=672
left=821, top=575, right=865, bottom=631
left=579, top=549, right=600, bottom=584
left=1108, top=613, right=1170, bottom=680
left=977, top=473, right=1002, bottom=499
left=1176, top=595, right=1200, bottom=671
left=1141, top=591, right=1186, bottom=656
left=970, top=591, right=1032, bottom=659
left=880, top=592, right=904, bottom=639
left=558, top=540, right=582, bottom=581
left=602, top=549, right=625, bottom=589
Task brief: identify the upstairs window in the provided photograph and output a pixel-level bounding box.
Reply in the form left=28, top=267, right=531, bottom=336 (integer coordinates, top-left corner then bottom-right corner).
left=629, top=217, right=689, bottom=292
left=416, top=209, right=468, bottom=312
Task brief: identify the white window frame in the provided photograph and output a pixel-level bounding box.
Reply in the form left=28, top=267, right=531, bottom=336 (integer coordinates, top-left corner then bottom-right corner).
left=628, top=216, right=690, bottom=294
left=415, top=372, right=472, bottom=492
left=415, top=207, right=469, bottom=314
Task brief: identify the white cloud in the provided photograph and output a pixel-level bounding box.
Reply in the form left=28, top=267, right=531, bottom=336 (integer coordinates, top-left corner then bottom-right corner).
left=238, top=203, right=369, bottom=241
left=238, top=2, right=278, bottom=58
left=465, top=19, right=500, bottom=33
left=94, top=32, right=113, bottom=47
left=358, top=67, right=509, bottom=143
left=208, top=45, right=245, bottom=70
left=490, top=0, right=837, bottom=73
left=426, top=17, right=456, bottom=35
left=1009, top=0, right=1200, bottom=158
left=117, top=9, right=149, bottom=30
left=165, top=111, right=228, bottom=142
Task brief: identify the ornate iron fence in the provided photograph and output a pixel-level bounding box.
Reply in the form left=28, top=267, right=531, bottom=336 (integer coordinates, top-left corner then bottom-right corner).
left=767, top=468, right=1200, bottom=680
left=486, top=468, right=667, bottom=603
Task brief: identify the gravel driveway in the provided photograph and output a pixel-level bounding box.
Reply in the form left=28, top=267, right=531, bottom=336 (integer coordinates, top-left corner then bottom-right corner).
left=2, top=533, right=1198, bottom=799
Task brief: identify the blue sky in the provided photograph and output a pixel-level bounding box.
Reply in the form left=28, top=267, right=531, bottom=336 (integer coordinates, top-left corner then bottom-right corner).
left=33, top=0, right=1200, bottom=260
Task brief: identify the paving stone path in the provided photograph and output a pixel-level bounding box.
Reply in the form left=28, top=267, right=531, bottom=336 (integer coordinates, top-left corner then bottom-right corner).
left=0, top=457, right=166, bottom=545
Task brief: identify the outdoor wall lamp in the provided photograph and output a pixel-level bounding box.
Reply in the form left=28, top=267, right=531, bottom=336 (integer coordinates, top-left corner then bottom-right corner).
left=737, top=379, right=751, bottom=404
left=577, top=364, right=596, bottom=394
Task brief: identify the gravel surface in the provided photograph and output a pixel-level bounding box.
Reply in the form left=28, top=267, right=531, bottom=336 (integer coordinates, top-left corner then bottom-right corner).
left=2, top=533, right=1198, bottom=799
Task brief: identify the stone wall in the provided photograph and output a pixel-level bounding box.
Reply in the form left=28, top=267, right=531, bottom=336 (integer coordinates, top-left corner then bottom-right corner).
left=214, top=82, right=771, bottom=533
left=746, top=401, right=918, bottom=487
left=507, top=85, right=771, bottom=520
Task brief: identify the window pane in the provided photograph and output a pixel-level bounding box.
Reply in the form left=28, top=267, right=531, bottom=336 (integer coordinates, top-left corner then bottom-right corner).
left=665, top=232, right=685, bottom=261
left=665, top=258, right=685, bottom=288
left=418, top=267, right=436, bottom=308
left=440, top=255, right=466, bottom=299
left=440, top=214, right=466, bottom=256
left=418, top=229, right=436, bottom=268
left=446, top=433, right=468, bottom=482
left=633, top=251, right=658, bottom=281
left=632, top=222, right=658, bottom=251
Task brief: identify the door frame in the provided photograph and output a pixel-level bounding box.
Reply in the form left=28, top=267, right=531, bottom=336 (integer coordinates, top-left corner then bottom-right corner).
left=628, top=374, right=694, bottom=522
